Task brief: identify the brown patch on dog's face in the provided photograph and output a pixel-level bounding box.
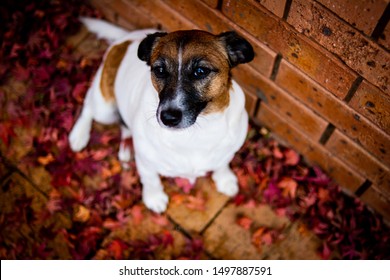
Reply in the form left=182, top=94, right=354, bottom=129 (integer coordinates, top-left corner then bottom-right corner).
left=100, top=40, right=131, bottom=102
left=138, top=30, right=254, bottom=129
left=151, top=31, right=231, bottom=113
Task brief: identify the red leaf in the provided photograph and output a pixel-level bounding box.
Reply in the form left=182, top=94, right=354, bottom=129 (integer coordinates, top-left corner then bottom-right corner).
left=174, top=177, right=194, bottom=194
left=107, top=239, right=128, bottom=260
left=161, top=230, right=174, bottom=247
left=284, top=149, right=300, bottom=166
left=320, top=242, right=332, bottom=259
left=72, top=81, right=88, bottom=103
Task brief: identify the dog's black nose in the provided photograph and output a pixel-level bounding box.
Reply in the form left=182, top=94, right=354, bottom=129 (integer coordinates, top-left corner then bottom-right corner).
left=160, top=109, right=182, bottom=127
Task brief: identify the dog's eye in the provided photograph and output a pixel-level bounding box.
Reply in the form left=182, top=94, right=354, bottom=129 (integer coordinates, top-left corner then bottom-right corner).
left=153, top=66, right=168, bottom=79
left=193, top=67, right=210, bottom=79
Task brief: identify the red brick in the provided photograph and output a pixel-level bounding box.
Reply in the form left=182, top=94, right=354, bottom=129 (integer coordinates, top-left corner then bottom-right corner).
left=326, top=129, right=390, bottom=198
left=201, top=0, right=219, bottom=9
left=276, top=59, right=390, bottom=166
left=360, top=186, right=390, bottom=222
left=256, top=103, right=365, bottom=193
left=116, top=15, right=137, bottom=30
left=378, top=21, right=390, bottom=50
left=222, top=0, right=357, bottom=99
left=233, top=64, right=328, bottom=141
left=88, top=0, right=118, bottom=23
left=317, top=0, right=388, bottom=36
left=287, top=0, right=390, bottom=94
left=105, top=0, right=160, bottom=29
left=163, top=0, right=277, bottom=78
left=257, top=0, right=287, bottom=18
left=349, top=80, right=390, bottom=134
left=132, top=0, right=198, bottom=30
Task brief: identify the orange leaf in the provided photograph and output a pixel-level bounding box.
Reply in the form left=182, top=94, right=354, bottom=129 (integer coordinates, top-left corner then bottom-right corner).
left=130, top=205, right=144, bottom=225
left=236, top=216, right=253, bottom=230
left=278, top=177, right=298, bottom=198
left=252, top=227, right=266, bottom=250
left=74, top=205, right=90, bottom=223
left=37, top=153, right=55, bottom=165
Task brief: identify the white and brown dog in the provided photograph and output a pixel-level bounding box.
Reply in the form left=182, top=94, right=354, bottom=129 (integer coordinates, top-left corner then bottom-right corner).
left=69, top=18, right=254, bottom=213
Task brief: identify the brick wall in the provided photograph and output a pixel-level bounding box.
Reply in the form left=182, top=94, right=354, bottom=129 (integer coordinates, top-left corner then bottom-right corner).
left=88, top=0, right=390, bottom=221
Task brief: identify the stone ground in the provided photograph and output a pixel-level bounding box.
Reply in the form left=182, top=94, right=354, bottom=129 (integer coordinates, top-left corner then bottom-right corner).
left=0, top=26, right=326, bottom=260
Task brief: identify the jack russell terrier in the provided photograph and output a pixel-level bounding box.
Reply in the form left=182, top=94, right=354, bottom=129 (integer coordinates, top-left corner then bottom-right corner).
left=69, top=17, right=254, bottom=213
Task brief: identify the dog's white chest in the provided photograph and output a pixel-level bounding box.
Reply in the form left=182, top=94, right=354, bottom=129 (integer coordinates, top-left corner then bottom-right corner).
left=133, top=113, right=246, bottom=179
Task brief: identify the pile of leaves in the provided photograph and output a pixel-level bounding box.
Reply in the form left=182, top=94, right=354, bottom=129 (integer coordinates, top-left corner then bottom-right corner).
left=0, top=0, right=389, bottom=260
left=231, top=130, right=390, bottom=259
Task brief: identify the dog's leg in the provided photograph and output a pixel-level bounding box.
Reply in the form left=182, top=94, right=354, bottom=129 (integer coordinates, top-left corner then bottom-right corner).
left=212, top=165, right=239, bottom=197
left=136, top=157, right=169, bottom=213
left=118, top=125, right=132, bottom=167
left=69, top=96, right=94, bottom=152
left=69, top=72, right=119, bottom=152
left=118, top=125, right=132, bottom=161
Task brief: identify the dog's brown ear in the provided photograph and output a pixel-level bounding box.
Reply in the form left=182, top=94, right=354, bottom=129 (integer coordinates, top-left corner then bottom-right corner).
left=138, top=32, right=167, bottom=65
left=218, top=31, right=254, bottom=67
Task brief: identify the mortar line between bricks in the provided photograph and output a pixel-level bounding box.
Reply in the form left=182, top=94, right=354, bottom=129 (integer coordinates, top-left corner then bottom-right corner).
left=216, top=0, right=223, bottom=11
left=371, top=3, right=390, bottom=40
left=252, top=97, right=262, bottom=118
left=355, top=179, right=372, bottom=197
left=282, top=0, right=292, bottom=20
left=343, top=76, right=363, bottom=103
left=270, top=53, right=283, bottom=81
left=318, top=123, right=335, bottom=145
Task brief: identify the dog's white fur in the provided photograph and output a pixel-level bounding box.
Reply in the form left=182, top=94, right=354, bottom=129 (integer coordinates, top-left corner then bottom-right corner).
left=69, top=18, right=248, bottom=213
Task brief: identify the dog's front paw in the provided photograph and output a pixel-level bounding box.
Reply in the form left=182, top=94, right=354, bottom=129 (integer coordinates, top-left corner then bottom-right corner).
left=69, top=118, right=91, bottom=152
left=118, top=141, right=132, bottom=162
left=143, top=190, right=169, bottom=213
left=213, top=167, right=239, bottom=197
left=216, top=179, right=239, bottom=197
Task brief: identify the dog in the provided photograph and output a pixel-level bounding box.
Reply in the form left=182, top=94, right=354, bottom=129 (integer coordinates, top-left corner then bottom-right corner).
left=69, top=17, right=254, bottom=213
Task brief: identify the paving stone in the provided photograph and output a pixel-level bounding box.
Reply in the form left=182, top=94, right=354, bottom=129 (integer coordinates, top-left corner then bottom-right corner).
left=0, top=172, right=72, bottom=259
left=263, top=222, right=322, bottom=260
left=166, top=177, right=230, bottom=234
left=203, top=204, right=290, bottom=259
left=94, top=205, right=207, bottom=259
left=0, top=172, right=47, bottom=214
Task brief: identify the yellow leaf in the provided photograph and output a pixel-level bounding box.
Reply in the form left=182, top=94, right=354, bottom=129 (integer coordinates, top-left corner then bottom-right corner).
left=37, top=153, right=55, bottom=165
left=74, top=205, right=90, bottom=223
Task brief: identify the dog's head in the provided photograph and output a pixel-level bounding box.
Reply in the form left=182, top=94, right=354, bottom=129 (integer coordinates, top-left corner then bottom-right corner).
left=138, top=30, right=254, bottom=129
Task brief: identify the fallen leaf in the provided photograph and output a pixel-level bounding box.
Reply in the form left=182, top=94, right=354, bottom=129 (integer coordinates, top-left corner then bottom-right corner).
left=278, top=177, right=298, bottom=198
left=284, top=149, right=300, bottom=166
left=38, top=153, right=55, bottom=165
left=74, top=205, right=90, bottom=223
left=236, top=216, right=253, bottom=230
